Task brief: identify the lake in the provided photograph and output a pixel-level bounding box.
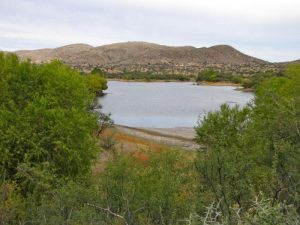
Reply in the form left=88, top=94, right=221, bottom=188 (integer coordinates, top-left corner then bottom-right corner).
left=96, top=81, right=253, bottom=128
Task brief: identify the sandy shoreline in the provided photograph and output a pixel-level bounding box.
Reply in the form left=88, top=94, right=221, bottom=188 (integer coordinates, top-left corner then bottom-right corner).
left=107, top=79, right=252, bottom=92
left=115, top=125, right=199, bottom=150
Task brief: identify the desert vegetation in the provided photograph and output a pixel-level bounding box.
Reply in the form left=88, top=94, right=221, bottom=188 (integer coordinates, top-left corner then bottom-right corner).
left=196, top=69, right=283, bottom=89
left=104, top=71, right=191, bottom=81
left=85, top=70, right=108, bottom=95
left=0, top=53, right=300, bottom=224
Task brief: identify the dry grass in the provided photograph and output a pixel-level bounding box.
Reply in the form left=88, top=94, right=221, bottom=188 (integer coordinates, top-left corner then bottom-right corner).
left=102, top=127, right=172, bottom=153
left=117, top=125, right=194, bottom=142
left=92, top=126, right=196, bottom=175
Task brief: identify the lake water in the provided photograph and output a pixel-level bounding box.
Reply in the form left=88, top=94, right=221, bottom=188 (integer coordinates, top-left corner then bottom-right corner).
left=96, top=81, right=253, bottom=128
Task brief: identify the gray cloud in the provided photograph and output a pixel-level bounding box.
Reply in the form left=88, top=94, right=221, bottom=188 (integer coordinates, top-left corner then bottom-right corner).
left=0, top=0, right=299, bottom=62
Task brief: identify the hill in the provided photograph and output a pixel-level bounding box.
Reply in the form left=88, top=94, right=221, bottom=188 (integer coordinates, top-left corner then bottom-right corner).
left=15, top=41, right=279, bottom=75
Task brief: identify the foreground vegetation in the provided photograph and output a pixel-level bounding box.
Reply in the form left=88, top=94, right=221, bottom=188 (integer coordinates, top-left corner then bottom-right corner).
left=0, top=53, right=300, bottom=224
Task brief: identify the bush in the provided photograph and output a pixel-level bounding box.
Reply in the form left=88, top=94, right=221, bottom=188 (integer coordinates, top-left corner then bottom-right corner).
left=85, top=73, right=108, bottom=95
left=194, top=64, right=300, bottom=222
left=0, top=53, right=99, bottom=191
left=196, top=70, right=218, bottom=82
left=98, top=151, right=196, bottom=225
left=105, top=71, right=191, bottom=81
left=0, top=183, right=25, bottom=224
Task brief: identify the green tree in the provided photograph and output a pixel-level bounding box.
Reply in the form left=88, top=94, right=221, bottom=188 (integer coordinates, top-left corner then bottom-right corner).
left=85, top=73, right=108, bottom=96
left=91, top=67, right=106, bottom=76
left=194, top=64, right=300, bottom=222
left=195, top=105, right=254, bottom=222
left=251, top=64, right=300, bottom=206
left=196, top=70, right=218, bottom=82
left=0, top=53, right=99, bottom=192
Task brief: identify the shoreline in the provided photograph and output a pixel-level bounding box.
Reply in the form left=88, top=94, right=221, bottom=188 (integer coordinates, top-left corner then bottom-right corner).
left=94, top=125, right=199, bottom=173
left=194, top=81, right=240, bottom=86
left=107, top=78, right=190, bottom=83
left=234, top=87, right=254, bottom=92
left=108, top=78, right=249, bottom=88
left=107, top=78, right=253, bottom=92
left=114, top=125, right=199, bottom=150
left=116, top=125, right=195, bottom=140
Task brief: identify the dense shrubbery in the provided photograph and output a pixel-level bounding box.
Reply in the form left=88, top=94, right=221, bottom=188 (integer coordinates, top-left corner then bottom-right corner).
left=196, top=70, right=242, bottom=83
left=0, top=53, right=104, bottom=223
left=97, top=151, right=195, bottom=224
left=240, top=71, right=283, bottom=89
left=1, top=53, right=300, bottom=224
left=196, top=69, right=283, bottom=89
left=194, top=64, right=300, bottom=224
left=105, top=71, right=191, bottom=81
left=85, top=69, right=108, bottom=95
left=0, top=53, right=99, bottom=185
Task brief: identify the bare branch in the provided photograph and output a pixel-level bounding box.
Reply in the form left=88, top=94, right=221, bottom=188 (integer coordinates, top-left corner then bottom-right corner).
left=86, top=203, right=129, bottom=225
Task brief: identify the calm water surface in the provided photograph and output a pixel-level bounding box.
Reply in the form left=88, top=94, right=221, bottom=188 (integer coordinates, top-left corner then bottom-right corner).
left=96, top=81, right=253, bottom=128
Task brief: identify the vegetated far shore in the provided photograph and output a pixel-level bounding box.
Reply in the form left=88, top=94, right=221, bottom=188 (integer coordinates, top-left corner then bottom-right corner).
left=108, top=78, right=239, bottom=85
left=107, top=78, right=254, bottom=95
left=105, top=73, right=256, bottom=91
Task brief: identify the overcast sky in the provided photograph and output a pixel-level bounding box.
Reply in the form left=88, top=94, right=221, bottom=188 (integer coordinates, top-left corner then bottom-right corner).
left=0, top=0, right=299, bottom=62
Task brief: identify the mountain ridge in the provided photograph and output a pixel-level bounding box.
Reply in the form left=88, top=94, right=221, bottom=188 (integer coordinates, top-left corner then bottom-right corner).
left=14, top=41, right=281, bottom=75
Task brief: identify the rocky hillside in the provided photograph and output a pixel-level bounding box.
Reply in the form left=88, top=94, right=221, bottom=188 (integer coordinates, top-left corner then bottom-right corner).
left=15, top=42, right=280, bottom=75
left=290, top=59, right=300, bottom=64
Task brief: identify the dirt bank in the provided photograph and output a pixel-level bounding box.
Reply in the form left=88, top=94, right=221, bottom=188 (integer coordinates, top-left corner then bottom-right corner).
left=115, top=125, right=199, bottom=150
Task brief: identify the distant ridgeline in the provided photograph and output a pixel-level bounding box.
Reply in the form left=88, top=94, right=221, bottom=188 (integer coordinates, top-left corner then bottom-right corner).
left=15, top=42, right=285, bottom=77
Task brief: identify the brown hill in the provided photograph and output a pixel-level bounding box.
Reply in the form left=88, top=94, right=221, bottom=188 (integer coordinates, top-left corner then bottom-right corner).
left=15, top=41, right=278, bottom=75
left=290, top=59, right=300, bottom=64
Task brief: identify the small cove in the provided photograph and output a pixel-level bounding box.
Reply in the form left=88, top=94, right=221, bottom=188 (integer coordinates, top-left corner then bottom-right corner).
left=96, top=81, right=253, bottom=128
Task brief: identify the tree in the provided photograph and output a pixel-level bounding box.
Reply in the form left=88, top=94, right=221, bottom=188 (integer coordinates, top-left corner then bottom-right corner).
left=251, top=64, right=300, bottom=207
left=91, top=67, right=106, bottom=76
left=85, top=73, right=108, bottom=96
left=196, top=70, right=218, bottom=82
left=195, top=105, right=254, bottom=222
left=194, top=63, right=300, bottom=222
left=0, top=54, right=99, bottom=192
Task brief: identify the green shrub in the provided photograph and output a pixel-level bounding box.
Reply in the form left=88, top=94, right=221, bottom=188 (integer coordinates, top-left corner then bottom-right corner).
left=0, top=53, right=99, bottom=191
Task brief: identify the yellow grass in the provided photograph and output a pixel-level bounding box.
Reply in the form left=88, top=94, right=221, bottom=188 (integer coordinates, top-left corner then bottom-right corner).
left=92, top=126, right=196, bottom=175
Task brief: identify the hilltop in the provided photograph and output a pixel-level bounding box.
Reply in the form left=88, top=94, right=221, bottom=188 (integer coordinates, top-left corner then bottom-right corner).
left=15, top=41, right=280, bottom=75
